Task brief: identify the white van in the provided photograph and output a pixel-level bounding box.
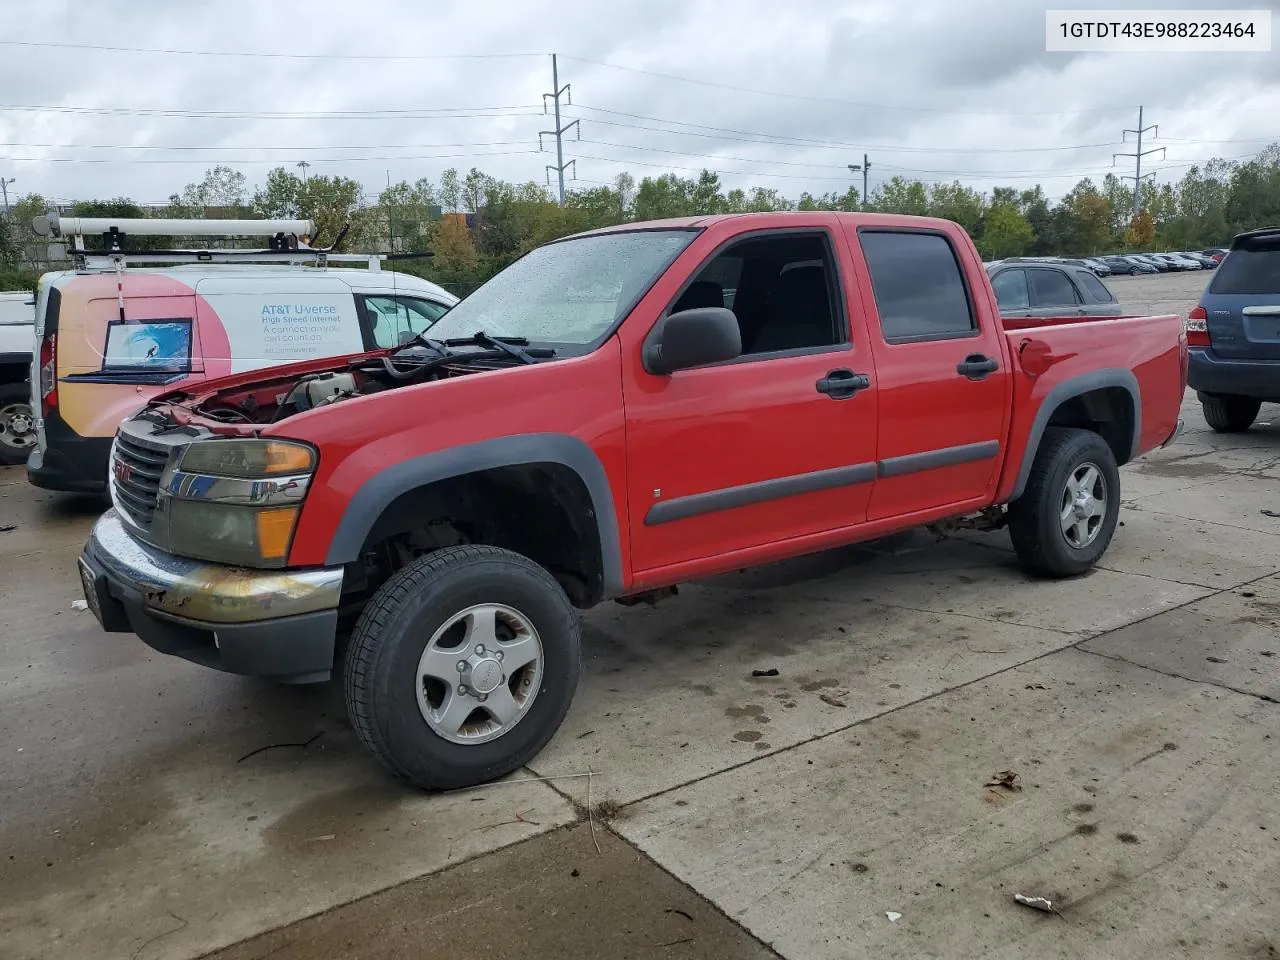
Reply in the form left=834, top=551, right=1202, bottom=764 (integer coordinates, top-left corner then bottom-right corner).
left=0, top=290, right=36, bottom=465
left=26, top=216, right=457, bottom=492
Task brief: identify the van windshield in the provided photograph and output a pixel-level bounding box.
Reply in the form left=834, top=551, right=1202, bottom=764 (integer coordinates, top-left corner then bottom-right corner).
left=423, top=229, right=697, bottom=346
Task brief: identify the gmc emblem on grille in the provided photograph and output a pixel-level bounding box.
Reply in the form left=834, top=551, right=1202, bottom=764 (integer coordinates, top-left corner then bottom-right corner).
left=112, top=458, right=134, bottom=485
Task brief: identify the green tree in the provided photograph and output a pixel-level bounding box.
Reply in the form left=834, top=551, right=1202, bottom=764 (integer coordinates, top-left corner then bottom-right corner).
left=979, top=203, right=1034, bottom=259
left=252, top=168, right=371, bottom=247
left=379, top=177, right=440, bottom=253
left=871, top=177, right=928, bottom=215
left=927, top=181, right=986, bottom=235
left=1125, top=209, right=1156, bottom=248
left=1060, top=179, right=1112, bottom=254
left=633, top=174, right=695, bottom=220
left=168, top=165, right=250, bottom=216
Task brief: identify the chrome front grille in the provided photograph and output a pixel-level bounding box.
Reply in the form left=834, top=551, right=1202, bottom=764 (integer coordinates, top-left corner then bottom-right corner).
left=110, top=431, right=170, bottom=530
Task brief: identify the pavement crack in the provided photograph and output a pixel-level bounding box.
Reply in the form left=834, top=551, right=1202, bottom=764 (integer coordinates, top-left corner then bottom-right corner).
left=1077, top=646, right=1278, bottom=705
left=131, top=911, right=188, bottom=960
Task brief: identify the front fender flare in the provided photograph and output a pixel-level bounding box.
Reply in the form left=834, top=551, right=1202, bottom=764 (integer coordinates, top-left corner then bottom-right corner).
left=324, top=433, right=624, bottom=597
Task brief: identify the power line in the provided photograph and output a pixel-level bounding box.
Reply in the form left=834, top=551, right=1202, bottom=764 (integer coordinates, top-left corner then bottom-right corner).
left=559, top=56, right=1139, bottom=117
left=0, top=103, right=542, bottom=120
left=0, top=39, right=545, bottom=61
left=0, top=149, right=542, bottom=165
left=0, top=139, right=536, bottom=151
left=567, top=106, right=1127, bottom=154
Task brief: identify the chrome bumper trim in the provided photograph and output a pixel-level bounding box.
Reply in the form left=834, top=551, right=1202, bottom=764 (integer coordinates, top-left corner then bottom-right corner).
left=85, top=509, right=343, bottom=624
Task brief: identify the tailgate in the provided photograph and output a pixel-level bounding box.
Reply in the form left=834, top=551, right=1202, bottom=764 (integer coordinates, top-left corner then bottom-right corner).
left=1202, top=236, right=1280, bottom=361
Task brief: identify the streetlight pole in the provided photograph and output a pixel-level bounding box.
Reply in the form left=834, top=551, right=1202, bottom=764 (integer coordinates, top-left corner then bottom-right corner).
left=296, top=161, right=311, bottom=186
left=847, top=156, right=871, bottom=211
left=0, top=177, right=13, bottom=217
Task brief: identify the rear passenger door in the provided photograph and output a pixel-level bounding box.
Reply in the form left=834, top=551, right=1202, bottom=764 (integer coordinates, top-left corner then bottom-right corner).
left=1027, top=267, right=1085, bottom=316
left=852, top=228, right=1011, bottom=522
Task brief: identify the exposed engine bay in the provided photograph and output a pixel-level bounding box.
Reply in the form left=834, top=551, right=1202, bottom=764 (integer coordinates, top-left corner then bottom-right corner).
left=142, top=338, right=553, bottom=432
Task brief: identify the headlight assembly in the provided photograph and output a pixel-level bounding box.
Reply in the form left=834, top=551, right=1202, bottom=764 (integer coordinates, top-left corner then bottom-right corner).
left=158, top=438, right=318, bottom=569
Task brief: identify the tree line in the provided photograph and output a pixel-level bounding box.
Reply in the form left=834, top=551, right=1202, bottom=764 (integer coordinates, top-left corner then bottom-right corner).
left=3, top=142, right=1279, bottom=295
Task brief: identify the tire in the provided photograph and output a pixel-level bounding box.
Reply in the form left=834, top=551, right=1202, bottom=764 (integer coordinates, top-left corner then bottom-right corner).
left=1198, top=393, right=1260, bottom=434
left=343, top=544, right=581, bottom=790
left=0, top=382, right=36, bottom=467
left=1008, top=427, right=1121, bottom=578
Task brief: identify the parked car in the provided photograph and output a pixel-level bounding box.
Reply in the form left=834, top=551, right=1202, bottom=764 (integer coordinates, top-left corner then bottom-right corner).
left=1154, top=253, right=1202, bottom=272
left=1179, top=252, right=1218, bottom=269
left=79, top=211, right=1187, bottom=790
left=1200, top=248, right=1229, bottom=262
left=987, top=260, right=1122, bottom=318
left=1186, top=226, right=1280, bottom=432
left=26, top=216, right=458, bottom=494
left=1080, top=258, right=1113, bottom=277
left=1101, top=256, right=1156, bottom=276
left=0, top=290, right=36, bottom=465
left=1130, top=254, right=1172, bottom=272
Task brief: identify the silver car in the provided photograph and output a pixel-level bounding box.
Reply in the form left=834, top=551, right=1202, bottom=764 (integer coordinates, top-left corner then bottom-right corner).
left=986, top=260, right=1123, bottom=319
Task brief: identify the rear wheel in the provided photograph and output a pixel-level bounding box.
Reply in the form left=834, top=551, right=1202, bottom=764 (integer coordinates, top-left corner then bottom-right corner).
left=1198, top=393, right=1260, bottom=434
left=0, top=383, right=36, bottom=466
left=1008, top=427, right=1121, bottom=578
left=343, top=544, right=581, bottom=790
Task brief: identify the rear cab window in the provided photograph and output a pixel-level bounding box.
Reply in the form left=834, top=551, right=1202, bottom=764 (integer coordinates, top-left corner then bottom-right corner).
left=858, top=230, right=977, bottom=342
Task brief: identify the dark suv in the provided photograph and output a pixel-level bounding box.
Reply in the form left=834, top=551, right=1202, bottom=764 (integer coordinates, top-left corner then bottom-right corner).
left=1186, top=227, right=1280, bottom=432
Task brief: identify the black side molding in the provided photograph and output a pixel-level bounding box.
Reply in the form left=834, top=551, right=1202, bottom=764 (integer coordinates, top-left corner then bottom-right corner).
left=878, top=440, right=1000, bottom=478
left=645, top=462, right=877, bottom=526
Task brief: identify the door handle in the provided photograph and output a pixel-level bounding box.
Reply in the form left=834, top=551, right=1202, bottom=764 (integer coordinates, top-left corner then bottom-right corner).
left=815, top=368, right=871, bottom=399
left=956, top=354, right=999, bottom=380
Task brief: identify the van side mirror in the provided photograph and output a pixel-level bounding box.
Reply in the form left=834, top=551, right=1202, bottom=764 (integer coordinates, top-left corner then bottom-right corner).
left=644, top=307, right=742, bottom=375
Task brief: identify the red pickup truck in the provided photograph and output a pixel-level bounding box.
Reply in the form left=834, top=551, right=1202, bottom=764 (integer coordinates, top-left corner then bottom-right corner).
left=79, top=213, right=1187, bottom=789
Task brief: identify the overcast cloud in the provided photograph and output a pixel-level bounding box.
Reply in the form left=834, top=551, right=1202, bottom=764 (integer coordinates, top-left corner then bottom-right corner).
left=2, top=0, right=1278, bottom=207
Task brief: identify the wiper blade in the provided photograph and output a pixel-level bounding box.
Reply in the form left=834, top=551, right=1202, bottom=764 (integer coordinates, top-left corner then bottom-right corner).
left=399, top=332, right=455, bottom=356
left=445, top=331, right=555, bottom=364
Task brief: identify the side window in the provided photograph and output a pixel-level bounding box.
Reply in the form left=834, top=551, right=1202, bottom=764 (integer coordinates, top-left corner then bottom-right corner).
left=1028, top=269, right=1080, bottom=307
left=671, top=233, right=843, bottom=357
left=1075, top=271, right=1114, bottom=303
left=990, top=269, right=1030, bottom=310
left=365, top=296, right=451, bottom=348
left=859, top=231, right=976, bottom=342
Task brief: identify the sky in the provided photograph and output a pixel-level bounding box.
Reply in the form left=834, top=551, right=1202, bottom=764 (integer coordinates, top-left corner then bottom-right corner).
left=1, top=0, right=1278, bottom=208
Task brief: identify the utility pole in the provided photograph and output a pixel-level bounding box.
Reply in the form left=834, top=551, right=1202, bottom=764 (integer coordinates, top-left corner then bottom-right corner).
left=296, top=160, right=311, bottom=185
left=1113, top=107, right=1164, bottom=221
left=0, top=177, right=13, bottom=217
left=540, top=54, right=580, bottom=205
left=847, top=155, right=871, bottom=210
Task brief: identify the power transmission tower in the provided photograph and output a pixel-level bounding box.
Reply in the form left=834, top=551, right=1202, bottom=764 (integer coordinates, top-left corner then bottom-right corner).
left=540, top=54, right=580, bottom=205
left=0, top=177, right=13, bottom=217
left=1113, top=107, right=1164, bottom=221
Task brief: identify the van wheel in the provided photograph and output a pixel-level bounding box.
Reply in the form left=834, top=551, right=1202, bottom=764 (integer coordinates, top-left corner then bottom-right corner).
left=1198, top=393, right=1260, bottom=433
left=1008, top=427, right=1121, bottom=578
left=0, top=383, right=36, bottom=466
left=343, top=545, right=581, bottom=790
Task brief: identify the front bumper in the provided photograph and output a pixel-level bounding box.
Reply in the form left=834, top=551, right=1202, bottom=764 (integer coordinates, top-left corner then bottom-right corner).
left=1188, top=348, right=1280, bottom=402
left=80, top=510, right=344, bottom=683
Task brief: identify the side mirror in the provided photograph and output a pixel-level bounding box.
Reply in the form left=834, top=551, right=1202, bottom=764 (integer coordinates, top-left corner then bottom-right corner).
left=644, top=307, right=742, bottom=375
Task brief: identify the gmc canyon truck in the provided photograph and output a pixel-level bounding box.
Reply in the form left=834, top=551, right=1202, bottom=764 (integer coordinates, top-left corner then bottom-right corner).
left=78, top=213, right=1187, bottom=790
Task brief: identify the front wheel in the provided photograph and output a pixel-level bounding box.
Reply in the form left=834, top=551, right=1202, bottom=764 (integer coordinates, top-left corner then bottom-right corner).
left=343, top=545, right=581, bottom=790
left=1198, top=393, right=1260, bottom=434
left=1008, top=427, right=1121, bottom=578
left=0, top=383, right=36, bottom=467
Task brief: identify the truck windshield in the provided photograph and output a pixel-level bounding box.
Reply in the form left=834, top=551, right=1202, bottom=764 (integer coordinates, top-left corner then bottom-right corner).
left=423, top=229, right=697, bottom=346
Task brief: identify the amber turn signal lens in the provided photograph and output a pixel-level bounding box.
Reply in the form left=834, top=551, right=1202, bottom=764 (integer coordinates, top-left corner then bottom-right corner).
left=256, top=506, right=300, bottom=561
left=263, top=442, right=316, bottom=474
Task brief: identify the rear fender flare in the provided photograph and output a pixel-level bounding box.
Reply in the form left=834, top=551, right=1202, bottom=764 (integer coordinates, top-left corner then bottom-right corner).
left=1011, top=369, right=1141, bottom=501
left=324, top=433, right=624, bottom=597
